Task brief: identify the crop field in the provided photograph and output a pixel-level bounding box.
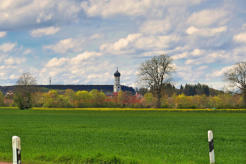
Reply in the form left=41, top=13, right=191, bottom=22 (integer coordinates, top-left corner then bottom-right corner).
left=0, top=109, right=245, bottom=164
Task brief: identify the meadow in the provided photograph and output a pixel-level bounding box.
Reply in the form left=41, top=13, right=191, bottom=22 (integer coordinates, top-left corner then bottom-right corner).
left=0, top=108, right=245, bottom=164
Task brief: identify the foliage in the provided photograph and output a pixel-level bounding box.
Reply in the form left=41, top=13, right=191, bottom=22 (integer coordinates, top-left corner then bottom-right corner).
left=138, top=54, right=175, bottom=107
left=89, top=89, right=106, bottom=107
left=75, top=90, right=92, bottom=107
left=0, top=91, right=4, bottom=106
left=1, top=87, right=246, bottom=109
left=14, top=72, right=37, bottom=110
left=143, top=92, right=156, bottom=107
left=43, top=90, right=71, bottom=108
left=224, top=61, right=246, bottom=106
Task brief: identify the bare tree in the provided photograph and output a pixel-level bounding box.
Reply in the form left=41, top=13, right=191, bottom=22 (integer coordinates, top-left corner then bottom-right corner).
left=138, top=54, right=175, bottom=107
left=224, top=62, right=246, bottom=107
left=14, top=72, right=37, bottom=109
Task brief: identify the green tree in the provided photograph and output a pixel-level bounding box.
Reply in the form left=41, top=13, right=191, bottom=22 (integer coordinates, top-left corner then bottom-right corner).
left=0, top=91, right=4, bottom=106
left=75, top=91, right=92, bottom=107
left=89, top=89, right=106, bottom=107
left=43, top=90, right=59, bottom=107
left=176, top=94, right=193, bottom=108
left=143, top=92, right=156, bottom=107
left=64, top=89, right=76, bottom=107
left=209, top=96, right=223, bottom=109
left=138, top=54, right=175, bottom=107
left=43, top=90, right=70, bottom=107
left=14, top=72, right=37, bottom=109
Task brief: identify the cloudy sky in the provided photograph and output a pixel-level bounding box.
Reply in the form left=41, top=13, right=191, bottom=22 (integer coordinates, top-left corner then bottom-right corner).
left=0, top=0, right=245, bottom=89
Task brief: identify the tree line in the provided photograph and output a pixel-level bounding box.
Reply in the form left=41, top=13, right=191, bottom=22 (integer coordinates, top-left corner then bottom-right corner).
left=0, top=88, right=244, bottom=109
left=138, top=54, right=246, bottom=108
left=4, top=54, right=246, bottom=109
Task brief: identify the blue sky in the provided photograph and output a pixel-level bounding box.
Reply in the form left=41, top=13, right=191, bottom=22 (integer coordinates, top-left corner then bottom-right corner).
left=0, top=0, right=245, bottom=90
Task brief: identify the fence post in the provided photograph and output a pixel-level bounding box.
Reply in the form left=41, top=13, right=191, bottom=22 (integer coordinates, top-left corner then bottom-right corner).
left=208, top=130, right=215, bottom=164
left=12, top=136, right=21, bottom=164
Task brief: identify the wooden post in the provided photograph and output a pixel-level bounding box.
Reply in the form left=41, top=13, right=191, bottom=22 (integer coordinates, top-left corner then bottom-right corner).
left=208, top=130, right=215, bottom=164
left=12, top=136, right=21, bottom=164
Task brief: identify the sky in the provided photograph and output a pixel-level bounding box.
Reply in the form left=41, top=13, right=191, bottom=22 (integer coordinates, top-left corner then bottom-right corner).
left=0, top=0, right=245, bottom=90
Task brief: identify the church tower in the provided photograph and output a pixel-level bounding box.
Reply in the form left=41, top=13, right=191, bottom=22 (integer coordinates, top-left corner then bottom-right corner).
left=114, top=68, right=121, bottom=93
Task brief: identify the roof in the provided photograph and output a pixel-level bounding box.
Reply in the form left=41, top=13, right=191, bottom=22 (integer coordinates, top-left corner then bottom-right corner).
left=114, top=70, right=120, bottom=77
left=0, top=85, right=135, bottom=94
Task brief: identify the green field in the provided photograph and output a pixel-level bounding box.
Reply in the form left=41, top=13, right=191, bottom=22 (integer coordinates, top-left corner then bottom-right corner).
left=0, top=109, right=245, bottom=164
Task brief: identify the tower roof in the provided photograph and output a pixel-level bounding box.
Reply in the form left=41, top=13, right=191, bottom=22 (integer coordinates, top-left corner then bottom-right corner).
left=114, top=68, right=120, bottom=77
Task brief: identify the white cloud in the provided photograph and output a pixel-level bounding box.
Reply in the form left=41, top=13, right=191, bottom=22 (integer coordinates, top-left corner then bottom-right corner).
left=23, top=49, right=32, bottom=55
left=30, top=26, right=60, bottom=37
left=211, top=65, right=235, bottom=77
left=4, top=57, right=25, bottom=65
left=140, top=19, right=171, bottom=34
left=184, top=51, right=227, bottom=65
left=45, top=51, right=102, bottom=68
left=185, top=59, right=195, bottom=65
left=187, top=9, right=228, bottom=27
left=233, top=32, right=246, bottom=43
left=81, top=0, right=152, bottom=17
left=0, top=31, right=6, bottom=38
left=0, top=0, right=81, bottom=30
left=0, top=54, right=28, bottom=83
left=90, top=33, right=103, bottom=40
left=172, top=52, right=188, bottom=60
left=171, top=49, right=204, bottom=60
left=100, top=33, right=180, bottom=55
left=44, top=38, right=84, bottom=54
left=191, top=49, right=203, bottom=56
left=175, top=65, right=204, bottom=83
left=0, top=43, right=16, bottom=52
left=186, top=26, right=227, bottom=36
left=71, top=51, right=102, bottom=64
left=81, top=0, right=204, bottom=18
left=197, top=65, right=208, bottom=70
left=242, top=24, right=246, bottom=30
left=45, top=57, right=68, bottom=67
left=141, top=50, right=166, bottom=57
left=100, top=33, right=142, bottom=53
left=39, top=51, right=112, bottom=85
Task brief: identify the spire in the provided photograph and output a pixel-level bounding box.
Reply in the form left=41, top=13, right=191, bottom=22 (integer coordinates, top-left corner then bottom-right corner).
left=114, top=67, right=120, bottom=77
left=49, top=77, right=52, bottom=85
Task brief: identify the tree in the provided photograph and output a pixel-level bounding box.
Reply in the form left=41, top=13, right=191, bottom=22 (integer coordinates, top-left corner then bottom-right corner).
left=137, top=87, right=149, bottom=96
left=89, top=89, right=106, bottom=107
left=75, top=91, right=92, bottom=107
left=138, top=54, right=174, bottom=107
left=143, top=92, right=156, bottom=107
left=43, top=90, right=70, bottom=107
left=117, top=91, right=131, bottom=107
left=14, top=72, right=37, bottom=109
left=224, top=62, right=246, bottom=107
left=0, top=91, right=4, bottom=106
left=64, top=89, right=76, bottom=107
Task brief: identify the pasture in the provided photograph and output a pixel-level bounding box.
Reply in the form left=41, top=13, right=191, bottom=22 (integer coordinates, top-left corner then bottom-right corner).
left=0, top=109, right=245, bottom=164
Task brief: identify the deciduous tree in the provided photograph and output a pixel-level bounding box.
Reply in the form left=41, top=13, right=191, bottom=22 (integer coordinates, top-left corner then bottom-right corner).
left=0, top=91, right=4, bottom=106
left=14, top=72, right=37, bottom=109
left=224, top=62, right=246, bottom=107
left=138, top=54, right=174, bottom=107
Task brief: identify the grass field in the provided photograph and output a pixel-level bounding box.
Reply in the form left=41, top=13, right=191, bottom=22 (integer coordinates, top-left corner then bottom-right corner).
left=0, top=109, right=245, bottom=164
